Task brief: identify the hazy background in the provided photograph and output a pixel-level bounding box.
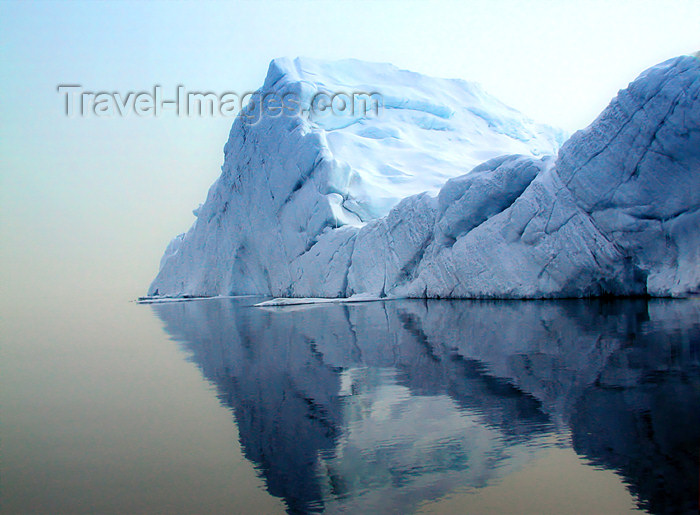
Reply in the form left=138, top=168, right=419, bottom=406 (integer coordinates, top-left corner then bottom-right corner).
left=1, top=0, right=699, bottom=304
left=1, top=3, right=698, bottom=513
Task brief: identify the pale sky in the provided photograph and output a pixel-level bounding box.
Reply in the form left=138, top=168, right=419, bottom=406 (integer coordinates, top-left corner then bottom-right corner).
left=1, top=0, right=699, bottom=301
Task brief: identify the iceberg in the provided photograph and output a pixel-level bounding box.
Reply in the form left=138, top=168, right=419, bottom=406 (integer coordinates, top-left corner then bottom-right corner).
left=148, top=54, right=700, bottom=299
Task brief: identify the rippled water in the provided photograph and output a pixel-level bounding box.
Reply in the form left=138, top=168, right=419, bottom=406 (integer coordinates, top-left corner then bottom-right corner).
left=149, top=297, right=700, bottom=514
left=2, top=295, right=698, bottom=513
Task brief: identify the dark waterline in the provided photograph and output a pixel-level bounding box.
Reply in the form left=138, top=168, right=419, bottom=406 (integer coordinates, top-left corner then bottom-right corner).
left=150, top=296, right=700, bottom=514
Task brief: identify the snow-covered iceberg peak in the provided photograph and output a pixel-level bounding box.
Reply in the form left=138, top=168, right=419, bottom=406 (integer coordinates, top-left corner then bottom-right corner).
left=254, top=57, right=564, bottom=220
left=149, top=54, right=700, bottom=299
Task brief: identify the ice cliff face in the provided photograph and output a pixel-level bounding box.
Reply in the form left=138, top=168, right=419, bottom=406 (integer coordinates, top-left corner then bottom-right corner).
left=149, top=55, right=699, bottom=299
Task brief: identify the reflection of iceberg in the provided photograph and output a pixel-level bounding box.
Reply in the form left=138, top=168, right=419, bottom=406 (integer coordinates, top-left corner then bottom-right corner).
left=318, top=369, right=549, bottom=514
left=152, top=298, right=700, bottom=514
left=570, top=301, right=700, bottom=515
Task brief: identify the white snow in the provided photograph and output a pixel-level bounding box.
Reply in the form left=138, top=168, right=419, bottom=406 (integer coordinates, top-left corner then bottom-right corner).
left=136, top=294, right=253, bottom=304
left=150, top=54, right=700, bottom=299
left=254, top=293, right=382, bottom=308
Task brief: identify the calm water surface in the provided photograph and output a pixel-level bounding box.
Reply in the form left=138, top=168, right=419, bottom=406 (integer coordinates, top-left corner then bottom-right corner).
left=2, top=296, right=699, bottom=514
